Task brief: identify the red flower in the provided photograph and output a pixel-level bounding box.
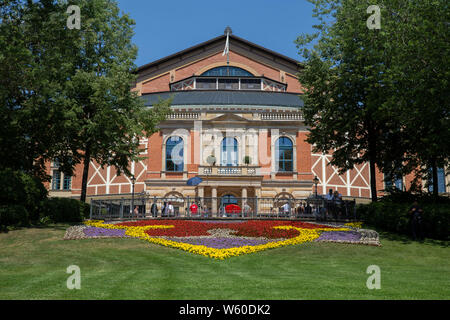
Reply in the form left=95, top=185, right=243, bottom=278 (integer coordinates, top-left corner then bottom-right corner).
left=116, top=220, right=332, bottom=239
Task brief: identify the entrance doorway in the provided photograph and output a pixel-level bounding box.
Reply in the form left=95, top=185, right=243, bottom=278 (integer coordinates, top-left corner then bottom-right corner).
left=221, top=194, right=238, bottom=206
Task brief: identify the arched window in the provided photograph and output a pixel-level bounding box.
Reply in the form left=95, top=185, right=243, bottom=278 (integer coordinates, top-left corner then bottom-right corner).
left=276, top=137, right=293, bottom=172
left=166, top=136, right=184, bottom=172
left=201, top=66, right=253, bottom=77
left=221, top=137, right=238, bottom=166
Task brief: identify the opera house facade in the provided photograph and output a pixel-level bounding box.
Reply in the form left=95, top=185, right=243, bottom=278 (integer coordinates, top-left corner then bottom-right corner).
left=47, top=31, right=447, bottom=216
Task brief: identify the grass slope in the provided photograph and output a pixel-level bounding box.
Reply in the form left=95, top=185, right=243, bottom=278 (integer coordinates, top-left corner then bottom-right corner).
left=0, top=224, right=448, bottom=300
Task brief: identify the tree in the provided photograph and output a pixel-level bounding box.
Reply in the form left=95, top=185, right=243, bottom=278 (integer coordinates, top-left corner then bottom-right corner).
left=296, top=0, right=449, bottom=200
left=295, top=0, right=400, bottom=201
left=383, top=0, right=450, bottom=196
left=1, top=0, right=171, bottom=202
left=0, top=0, right=80, bottom=180
left=54, top=0, right=171, bottom=202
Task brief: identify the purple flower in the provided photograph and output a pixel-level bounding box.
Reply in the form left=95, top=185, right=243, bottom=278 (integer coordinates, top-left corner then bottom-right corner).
left=315, top=231, right=361, bottom=242
left=83, top=227, right=127, bottom=238
left=165, top=237, right=275, bottom=249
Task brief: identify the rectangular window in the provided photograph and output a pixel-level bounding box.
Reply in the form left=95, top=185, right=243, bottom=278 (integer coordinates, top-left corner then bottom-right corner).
left=394, top=177, right=403, bottom=191
left=52, top=158, right=60, bottom=168
left=384, top=173, right=403, bottom=191
left=218, top=79, right=239, bottom=90
left=240, top=79, right=261, bottom=90
left=196, top=78, right=216, bottom=90
left=63, top=175, right=71, bottom=190
left=52, top=171, right=61, bottom=190
left=428, top=167, right=446, bottom=193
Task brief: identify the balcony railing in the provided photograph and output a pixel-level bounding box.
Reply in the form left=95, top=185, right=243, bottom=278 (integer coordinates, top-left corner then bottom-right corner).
left=199, top=165, right=259, bottom=176
left=260, top=113, right=304, bottom=120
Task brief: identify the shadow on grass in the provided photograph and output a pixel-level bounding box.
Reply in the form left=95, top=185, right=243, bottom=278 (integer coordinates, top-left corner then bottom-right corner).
left=370, top=226, right=449, bottom=248
left=0, top=222, right=80, bottom=233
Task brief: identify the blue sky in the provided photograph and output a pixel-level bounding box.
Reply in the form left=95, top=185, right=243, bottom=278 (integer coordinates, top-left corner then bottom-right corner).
left=116, top=0, right=317, bottom=67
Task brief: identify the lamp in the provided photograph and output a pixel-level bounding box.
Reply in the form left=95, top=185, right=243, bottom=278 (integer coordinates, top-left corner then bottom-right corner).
left=313, top=176, right=319, bottom=197
left=130, top=175, right=136, bottom=217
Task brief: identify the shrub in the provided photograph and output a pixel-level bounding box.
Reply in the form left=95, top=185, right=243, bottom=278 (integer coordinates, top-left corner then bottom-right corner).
left=41, top=198, right=88, bottom=223
left=357, top=199, right=450, bottom=240
left=0, top=205, right=29, bottom=229
left=0, top=169, right=47, bottom=223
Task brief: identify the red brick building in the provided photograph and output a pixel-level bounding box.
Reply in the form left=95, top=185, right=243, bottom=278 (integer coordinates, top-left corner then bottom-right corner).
left=47, top=30, right=446, bottom=210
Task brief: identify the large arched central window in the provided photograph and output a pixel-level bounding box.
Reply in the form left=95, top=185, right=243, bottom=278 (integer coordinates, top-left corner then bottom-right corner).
left=201, top=66, right=253, bottom=77
left=166, top=136, right=184, bottom=172
left=221, top=137, right=238, bottom=166
left=276, top=137, right=293, bottom=172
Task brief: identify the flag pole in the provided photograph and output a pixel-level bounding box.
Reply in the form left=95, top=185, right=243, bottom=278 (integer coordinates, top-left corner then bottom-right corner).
left=223, top=26, right=232, bottom=74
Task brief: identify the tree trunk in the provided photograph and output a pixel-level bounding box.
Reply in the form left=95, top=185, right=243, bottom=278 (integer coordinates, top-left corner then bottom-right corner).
left=367, top=122, right=378, bottom=202
left=369, top=157, right=378, bottom=202
left=80, top=145, right=91, bottom=203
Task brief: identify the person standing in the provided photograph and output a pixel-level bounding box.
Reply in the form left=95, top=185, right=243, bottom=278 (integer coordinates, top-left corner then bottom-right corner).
left=326, top=189, right=334, bottom=201
left=409, top=201, right=424, bottom=240
left=150, top=202, right=158, bottom=217
left=167, top=202, right=174, bottom=217
left=161, top=201, right=167, bottom=217
left=282, top=202, right=290, bottom=217
left=243, top=202, right=252, bottom=217
left=189, top=202, right=198, bottom=216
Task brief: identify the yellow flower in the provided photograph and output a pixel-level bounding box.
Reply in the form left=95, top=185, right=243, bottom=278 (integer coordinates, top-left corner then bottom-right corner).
left=344, top=222, right=363, bottom=229
left=83, top=220, right=352, bottom=259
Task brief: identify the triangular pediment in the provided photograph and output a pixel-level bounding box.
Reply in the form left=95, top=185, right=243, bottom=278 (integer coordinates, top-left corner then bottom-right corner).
left=207, top=113, right=252, bottom=123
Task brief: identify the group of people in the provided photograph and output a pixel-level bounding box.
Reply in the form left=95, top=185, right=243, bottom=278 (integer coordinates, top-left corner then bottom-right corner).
left=150, top=201, right=175, bottom=217
left=188, top=202, right=210, bottom=217
left=324, top=189, right=345, bottom=219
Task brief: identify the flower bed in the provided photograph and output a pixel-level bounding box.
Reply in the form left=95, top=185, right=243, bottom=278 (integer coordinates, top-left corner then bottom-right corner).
left=61, top=219, right=381, bottom=259
left=115, top=219, right=333, bottom=239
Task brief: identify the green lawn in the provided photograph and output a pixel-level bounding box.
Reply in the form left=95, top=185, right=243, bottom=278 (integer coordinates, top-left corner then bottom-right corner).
left=0, top=223, right=448, bottom=299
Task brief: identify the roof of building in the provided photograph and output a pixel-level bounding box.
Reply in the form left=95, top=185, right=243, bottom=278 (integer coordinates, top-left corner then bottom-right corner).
left=136, top=34, right=302, bottom=75
left=142, top=90, right=304, bottom=109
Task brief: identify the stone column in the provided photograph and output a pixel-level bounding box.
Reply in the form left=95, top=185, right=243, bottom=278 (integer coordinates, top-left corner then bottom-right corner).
left=255, top=187, right=261, bottom=216
left=242, top=187, right=247, bottom=217
left=197, top=186, right=204, bottom=213
left=211, top=186, right=217, bottom=216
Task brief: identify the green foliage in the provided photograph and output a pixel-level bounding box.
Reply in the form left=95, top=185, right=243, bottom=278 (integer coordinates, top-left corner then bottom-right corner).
left=0, top=169, right=27, bottom=203
left=357, top=197, right=450, bottom=240
left=1, top=0, right=171, bottom=198
left=296, top=0, right=450, bottom=199
left=51, top=0, right=172, bottom=202
left=0, top=169, right=47, bottom=222
left=0, top=0, right=82, bottom=179
left=0, top=205, right=29, bottom=229
left=41, top=198, right=88, bottom=223
left=381, top=189, right=450, bottom=205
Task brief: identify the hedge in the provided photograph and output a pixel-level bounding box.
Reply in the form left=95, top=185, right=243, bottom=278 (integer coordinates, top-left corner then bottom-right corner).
left=0, top=169, right=47, bottom=221
left=356, top=200, right=450, bottom=240
left=0, top=205, right=29, bottom=229
left=40, top=198, right=90, bottom=223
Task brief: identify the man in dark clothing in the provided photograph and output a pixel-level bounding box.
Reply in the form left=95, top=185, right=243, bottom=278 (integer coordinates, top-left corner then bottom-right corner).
left=409, top=201, right=424, bottom=240
left=151, top=202, right=158, bottom=217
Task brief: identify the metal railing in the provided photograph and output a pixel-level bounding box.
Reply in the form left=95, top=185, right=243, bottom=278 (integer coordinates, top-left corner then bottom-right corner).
left=89, top=195, right=357, bottom=222
left=199, top=165, right=259, bottom=176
